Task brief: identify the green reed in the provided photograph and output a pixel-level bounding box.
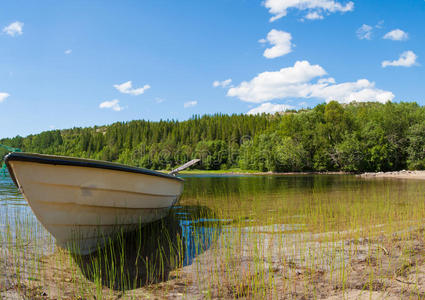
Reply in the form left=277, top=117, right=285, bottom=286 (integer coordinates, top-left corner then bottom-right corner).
left=3, top=175, right=425, bottom=298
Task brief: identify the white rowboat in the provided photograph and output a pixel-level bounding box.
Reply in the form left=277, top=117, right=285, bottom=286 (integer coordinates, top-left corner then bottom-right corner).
left=5, top=152, right=191, bottom=254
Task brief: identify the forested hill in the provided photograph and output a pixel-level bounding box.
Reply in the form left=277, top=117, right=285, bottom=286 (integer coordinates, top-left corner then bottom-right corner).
left=2, top=101, right=425, bottom=173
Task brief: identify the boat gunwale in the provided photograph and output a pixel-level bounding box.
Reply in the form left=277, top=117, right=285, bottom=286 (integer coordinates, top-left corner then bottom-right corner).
left=5, top=152, right=184, bottom=188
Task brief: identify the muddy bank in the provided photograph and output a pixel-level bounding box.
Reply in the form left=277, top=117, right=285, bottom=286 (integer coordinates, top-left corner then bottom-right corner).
left=359, top=170, right=425, bottom=180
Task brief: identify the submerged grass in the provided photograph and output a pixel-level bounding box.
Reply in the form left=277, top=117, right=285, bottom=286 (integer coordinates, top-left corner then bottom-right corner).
left=2, top=175, right=425, bottom=298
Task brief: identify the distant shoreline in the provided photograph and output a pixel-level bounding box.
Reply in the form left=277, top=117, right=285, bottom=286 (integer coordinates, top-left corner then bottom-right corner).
left=358, top=170, right=425, bottom=180
left=171, top=169, right=352, bottom=176
left=175, top=169, right=425, bottom=179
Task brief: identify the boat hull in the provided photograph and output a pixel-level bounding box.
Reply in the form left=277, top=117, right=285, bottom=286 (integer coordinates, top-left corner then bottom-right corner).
left=6, top=154, right=184, bottom=254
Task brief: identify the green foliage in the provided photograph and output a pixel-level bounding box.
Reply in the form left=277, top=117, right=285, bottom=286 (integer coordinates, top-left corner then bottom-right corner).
left=2, top=102, right=425, bottom=172
left=407, top=122, right=425, bottom=169
left=335, top=134, right=365, bottom=172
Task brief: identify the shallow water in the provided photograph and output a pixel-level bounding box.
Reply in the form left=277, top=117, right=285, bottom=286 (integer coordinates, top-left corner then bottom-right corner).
left=0, top=173, right=39, bottom=233
left=1, top=173, right=425, bottom=261
left=180, top=174, right=425, bottom=231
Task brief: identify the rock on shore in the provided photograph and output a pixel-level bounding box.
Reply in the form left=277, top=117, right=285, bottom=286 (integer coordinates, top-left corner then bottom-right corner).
left=359, top=170, right=425, bottom=180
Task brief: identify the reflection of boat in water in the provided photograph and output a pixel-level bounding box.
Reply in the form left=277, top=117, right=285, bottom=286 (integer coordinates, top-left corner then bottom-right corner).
left=5, top=152, right=199, bottom=254
left=73, top=205, right=221, bottom=289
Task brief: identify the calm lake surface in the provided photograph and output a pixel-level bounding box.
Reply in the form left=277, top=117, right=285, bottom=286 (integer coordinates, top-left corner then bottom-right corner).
left=1, top=173, right=425, bottom=253
left=181, top=174, right=425, bottom=231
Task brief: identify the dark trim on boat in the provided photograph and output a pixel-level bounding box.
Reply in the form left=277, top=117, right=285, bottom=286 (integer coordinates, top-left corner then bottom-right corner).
left=5, top=152, right=183, bottom=187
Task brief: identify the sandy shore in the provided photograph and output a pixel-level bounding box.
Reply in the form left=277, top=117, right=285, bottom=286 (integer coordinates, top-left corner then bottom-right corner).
left=3, top=224, right=425, bottom=299
left=359, top=170, right=425, bottom=180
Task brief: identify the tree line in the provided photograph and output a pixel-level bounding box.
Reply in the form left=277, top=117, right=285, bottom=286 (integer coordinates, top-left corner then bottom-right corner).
left=2, top=101, right=425, bottom=173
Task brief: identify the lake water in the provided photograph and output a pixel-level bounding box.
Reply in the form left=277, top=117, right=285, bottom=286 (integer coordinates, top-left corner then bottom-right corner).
left=180, top=174, right=425, bottom=232
left=2, top=173, right=425, bottom=262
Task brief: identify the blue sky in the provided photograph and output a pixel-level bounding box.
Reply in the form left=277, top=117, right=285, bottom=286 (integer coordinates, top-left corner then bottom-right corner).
left=0, top=0, right=424, bottom=138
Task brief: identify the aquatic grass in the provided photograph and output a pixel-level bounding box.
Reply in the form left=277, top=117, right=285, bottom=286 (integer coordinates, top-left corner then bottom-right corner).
left=3, top=175, right=425, bottom=298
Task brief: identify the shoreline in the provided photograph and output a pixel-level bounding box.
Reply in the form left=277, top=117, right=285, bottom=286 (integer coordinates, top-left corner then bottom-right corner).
left=358, top=170, right=425, bottom=180
left=178, top=169, right=425, bottom=180
left=174, top=170, right=352, bottom=176
left=3, top=222, right=425, bottom=299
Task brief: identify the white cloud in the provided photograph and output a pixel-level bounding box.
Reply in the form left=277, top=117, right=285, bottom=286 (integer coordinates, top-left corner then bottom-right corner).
left=0, top=93, right=10, bottom=103
left=261, top=29, right=293, bottom=59
left=382, top=51, right=417, bottom=68
left=318, top=77, right=336, bottom=84
left=383, top=29, right=408, bottom=41
left=3, top=21, right=23, bottom=36
left=247, top=103, right=294, bottom=115
left=99, top=99, right=124, bottom=111
left=213, top=79, right=232, bottom=88
left=263, top=0, right=354, bottom=22
left=155, top=97, right=165, bottom=103
left=227, top=61, right=326, bottom=102
left=184, top=100, right=197, bottom=108
left=357, top=21, right=386, bottom=40
left=113, top=81, right=150, bottom=95
left=375, top=20, right=384, bottom=29
left=227, top=60, right=394, bottom=104
left=356, top=24, right=373, bottom=40
left=305, top=11, right=324, bottom=20
left=64, top=49, right=72, bottom=54
left=307, top=79, right=394, bottom=103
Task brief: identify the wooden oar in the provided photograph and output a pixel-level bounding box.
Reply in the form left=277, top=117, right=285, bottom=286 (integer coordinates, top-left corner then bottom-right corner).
left=169, top=159, right=200, bottom=175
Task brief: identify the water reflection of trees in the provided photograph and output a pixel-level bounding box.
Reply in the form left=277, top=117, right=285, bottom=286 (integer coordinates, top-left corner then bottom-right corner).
left=72, top=205, right=221, bottom=290
left=182, top=175, right=352, bottom=197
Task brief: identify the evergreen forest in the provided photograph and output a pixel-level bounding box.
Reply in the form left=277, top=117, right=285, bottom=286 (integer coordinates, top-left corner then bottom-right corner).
left=2, top=101, right=425, bottom=173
